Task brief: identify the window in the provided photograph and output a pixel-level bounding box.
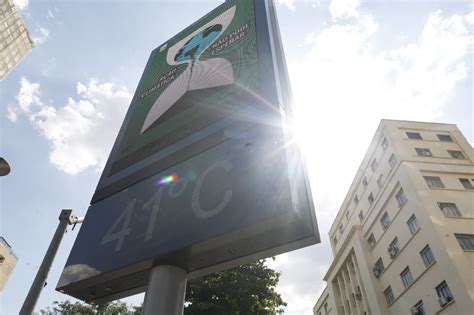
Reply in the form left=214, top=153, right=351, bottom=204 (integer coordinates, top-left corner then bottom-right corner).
left=423, top=176, right=445, bottom=188
left=324, top=303, right=329, bottom=314
left=359, top=210, right=364, bottom=222
left=350, top=262, right=356, bottom=274
left=447, top=150, right=464, bottom=159
left=437, top=202, right=462, bottom=217
left=389, top=154, right=397, bottom=169
left=375, top=257, right=385, bottom=273
left=407, top=132, right=422, bottom=140
left=415, top=148, right=432, bottom=157
left=377, top=174, right=384, bottom=189
left=454, top=234, right=474, bottom=250
left=382, top=137, right=388, bottom=150
left=420, top=245, right=435, bottom=267
left=380, top=212, right=390, bottom=230
left=362, top=177, right=368, bottom=188
left=333, top=236, right=338, bottom=245
left=339, top=223, right=344, bottom=234
left=371, top=158, right=378, bottom=171
left=407, top=215, right=420, bottom=234
left=400, top=267, right=414, bottom=288
left=346, top=212, right=350, bottom=220
left=368, top=193, right=374, bottom=205
left=396, top=188, right=407, bottom=206
left=437, top=134, right=452, bottom=141
left=413, top=300, right=426, bottom=315
left=459, top=178, right=474, bottom=190
left=384, top=286, right=394, bottom=305
left=436, top=281, right=453, bottom=300
left=390, top=237, right=400, bottom=251
left=368, top=233, right=376, bottom=248
left=354, top=194, right=359, bottom=205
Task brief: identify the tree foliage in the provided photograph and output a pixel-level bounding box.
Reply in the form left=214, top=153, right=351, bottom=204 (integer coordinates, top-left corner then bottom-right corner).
left=184, top=259, right=286, bottom=314
left=39, top=300, right=138, bottom=315
left=40, top=259, right=286, bottom=314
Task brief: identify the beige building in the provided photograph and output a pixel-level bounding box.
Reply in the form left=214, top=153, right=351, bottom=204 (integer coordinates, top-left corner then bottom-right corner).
left=0, top=0, right=33, bottom=80
left=0, top=236, right=18, bottom=292
left=314, top=120, right=473, bottom=315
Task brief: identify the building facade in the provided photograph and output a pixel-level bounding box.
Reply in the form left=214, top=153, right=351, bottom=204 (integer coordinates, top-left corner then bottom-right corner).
left=0, top=0, right=33, bottom=80
left=314, top=120, right=473, bottom=315
left=0, top=236, right=18, bottom=291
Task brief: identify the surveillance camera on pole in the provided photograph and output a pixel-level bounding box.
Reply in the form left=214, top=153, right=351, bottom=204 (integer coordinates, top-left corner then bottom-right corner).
left=19, top=210, right=84, bottom=315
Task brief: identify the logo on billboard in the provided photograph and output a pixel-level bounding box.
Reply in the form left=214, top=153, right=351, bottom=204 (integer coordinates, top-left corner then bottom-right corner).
left=107, top=2, right=258, bottom=177
left=141, top=6, right=236, bottom=134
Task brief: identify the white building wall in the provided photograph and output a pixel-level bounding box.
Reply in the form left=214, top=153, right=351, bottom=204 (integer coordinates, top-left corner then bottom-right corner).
left=0, top=0, right=34, bottom=80
left=0, top=237, right=18, bottom=292
left=315, top=120, right=474, bottom=315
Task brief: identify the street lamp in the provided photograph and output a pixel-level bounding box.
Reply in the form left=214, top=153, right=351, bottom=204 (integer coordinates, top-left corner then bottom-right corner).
left=0, top=157, right=11, bottom=176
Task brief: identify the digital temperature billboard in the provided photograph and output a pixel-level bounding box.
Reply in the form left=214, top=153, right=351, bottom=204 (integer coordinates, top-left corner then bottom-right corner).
left=58, top=0, right=319, bottom=304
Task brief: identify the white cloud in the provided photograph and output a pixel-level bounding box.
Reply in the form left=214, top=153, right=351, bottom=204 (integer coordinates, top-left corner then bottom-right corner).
left=16, top=77, right=43, bottom=113
left=466, top=11, right=474, bottom=24
left=7, top=106, right=18, bottom=122
left=275, top=8, right=473, bottom=314
left=304, top=32, right=317, bottom=45
left=329, top=0, right=361, bottom=19
left=11, top=78, right=132, bottom=174
left=267, top=247, right=332, bottom=315
left=291, top=9, right=473, bottom=196
left=47, top=9, right=54, bottom=20
left=31, top=27, right=50, bottom=46
left=13, top=0, right=28, bottom=10
left=277, top=0, right=296, bottom=11
left=41, top=57, right=57, bottom=77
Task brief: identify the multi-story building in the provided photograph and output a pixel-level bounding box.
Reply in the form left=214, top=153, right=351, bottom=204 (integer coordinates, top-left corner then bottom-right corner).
left=0, top=0, right=33, bottom=80
left=314, top=120, right=473, bottom=315
left=0, top=236, right=18, bottom=291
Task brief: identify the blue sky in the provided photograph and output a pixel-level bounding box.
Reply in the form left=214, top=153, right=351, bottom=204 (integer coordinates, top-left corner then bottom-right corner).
left=1, top=0, right=472, bottom=314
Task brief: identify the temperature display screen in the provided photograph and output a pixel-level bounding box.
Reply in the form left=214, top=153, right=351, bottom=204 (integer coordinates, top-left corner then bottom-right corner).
left=58, top=128, right=315, bottom=303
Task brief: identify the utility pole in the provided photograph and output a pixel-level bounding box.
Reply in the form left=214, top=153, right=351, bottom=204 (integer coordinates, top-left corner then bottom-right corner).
left=19, top=209, right=84, bottom=315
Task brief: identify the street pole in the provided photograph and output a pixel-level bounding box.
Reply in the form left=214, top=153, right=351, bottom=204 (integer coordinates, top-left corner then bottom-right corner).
left=19, top=209, right=83, bottom=315
left=141, top=265, right=187, bottom=315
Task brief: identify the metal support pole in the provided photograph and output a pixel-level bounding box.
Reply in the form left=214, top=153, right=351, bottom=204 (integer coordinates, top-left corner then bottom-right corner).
left=141, top=265, right=187, bottom=315
left=20, top=209, right=83, bottom=315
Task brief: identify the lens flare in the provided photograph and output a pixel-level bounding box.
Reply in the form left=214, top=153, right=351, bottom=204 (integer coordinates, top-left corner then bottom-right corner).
left=157, top=173, right=179, bottom=185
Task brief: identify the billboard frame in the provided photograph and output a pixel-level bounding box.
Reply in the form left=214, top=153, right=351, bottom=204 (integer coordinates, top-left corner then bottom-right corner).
left=57, top=0, right=319, bottom=304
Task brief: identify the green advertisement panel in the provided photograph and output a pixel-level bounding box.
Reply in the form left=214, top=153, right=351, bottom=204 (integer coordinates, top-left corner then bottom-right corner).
left=109, top=1, right=259, bottom=176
